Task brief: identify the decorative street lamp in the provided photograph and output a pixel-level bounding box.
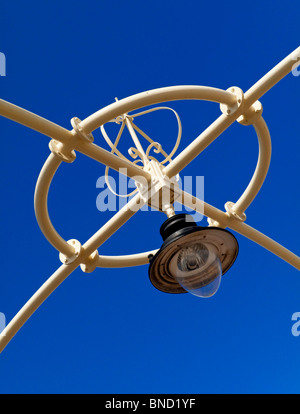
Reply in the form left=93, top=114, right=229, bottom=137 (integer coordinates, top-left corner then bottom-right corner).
left=149, top=214, right=239, bottom=297
left=0, top=47, right=300, bottom=352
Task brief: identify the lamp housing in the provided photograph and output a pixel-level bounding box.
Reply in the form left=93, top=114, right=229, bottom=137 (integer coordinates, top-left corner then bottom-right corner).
left=148, top=214, right=239, bottom=296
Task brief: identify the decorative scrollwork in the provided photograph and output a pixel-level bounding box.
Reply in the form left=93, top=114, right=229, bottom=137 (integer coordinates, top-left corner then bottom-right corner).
left=99, top=104, right=183, bottom=197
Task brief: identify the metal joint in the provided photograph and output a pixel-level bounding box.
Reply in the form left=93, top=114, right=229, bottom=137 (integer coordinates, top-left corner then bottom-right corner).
left=71, top=117, right=94, bottom=143
left=59, top=239, right=82, bottom=265
left=237, top=100, right=263, bottom=126
left=220, top=86, right=244, bottom=116
left=80, top=250, right=99, bottom=273
left=136, top=160, right=181, bottom=213
left=225, top=201, right=247, bottom=222
left=49, top=139, right=76, bottom=163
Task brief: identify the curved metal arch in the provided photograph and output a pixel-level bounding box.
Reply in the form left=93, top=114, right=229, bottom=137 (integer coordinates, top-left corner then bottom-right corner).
left=34, top=111, right=272, bottom=268
left=79, top=85, right=238, bottom=134
left=233, top=116, right=272, bottom=214
left=34, top=153, right=74, bottom=257
left=32, top=85, right=241, bottom=258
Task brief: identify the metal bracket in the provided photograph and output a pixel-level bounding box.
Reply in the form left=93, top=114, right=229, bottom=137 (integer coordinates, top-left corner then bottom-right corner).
left=59, top=239, right=99, bottom=273
left=71, top=117, right=94, bottom=143
left=237, top=100, right=263, bottom=126
left=49, top=139, right=76, bottom=163
left=136, top=160, right=181, bottom=213
left=220, top=86, right=244, bottom=116
left=225, top=201, right=247, bottom=222
left=59, top=239, right=82, bottom=264
left=220, top=86, right=263, bottom=126
left=207, top=217, right=222, bottom=227
left=80, top=250, right=99, bottom=273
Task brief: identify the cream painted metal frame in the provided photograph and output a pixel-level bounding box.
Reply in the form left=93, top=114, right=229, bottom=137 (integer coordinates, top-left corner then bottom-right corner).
left=1, top=47, right=300, bottom=353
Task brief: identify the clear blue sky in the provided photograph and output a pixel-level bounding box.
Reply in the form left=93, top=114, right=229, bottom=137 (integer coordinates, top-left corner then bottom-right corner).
left=0, top=0, right=300, bottom=394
